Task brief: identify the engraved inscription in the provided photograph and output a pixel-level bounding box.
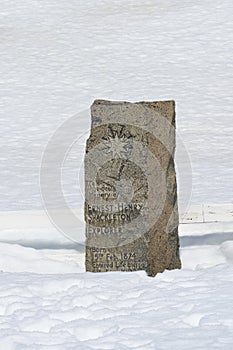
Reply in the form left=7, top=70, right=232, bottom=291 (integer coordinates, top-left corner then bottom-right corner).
left=89, top=246, right=148, bottom=272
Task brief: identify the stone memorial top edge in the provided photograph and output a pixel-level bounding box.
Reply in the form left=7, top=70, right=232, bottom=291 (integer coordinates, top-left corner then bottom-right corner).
left=90, top=99, right=176, bottom=153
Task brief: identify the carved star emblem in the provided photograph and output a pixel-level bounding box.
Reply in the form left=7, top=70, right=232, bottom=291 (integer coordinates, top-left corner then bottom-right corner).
left=102, top=134, right=131, bottom=158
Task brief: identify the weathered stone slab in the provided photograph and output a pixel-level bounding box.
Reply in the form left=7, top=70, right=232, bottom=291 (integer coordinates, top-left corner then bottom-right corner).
left=85, top=100, right=181, bottom=277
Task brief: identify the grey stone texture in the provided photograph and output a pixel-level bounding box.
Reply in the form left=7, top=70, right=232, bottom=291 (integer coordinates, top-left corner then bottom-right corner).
left=85, top=100, right=181, bottom=277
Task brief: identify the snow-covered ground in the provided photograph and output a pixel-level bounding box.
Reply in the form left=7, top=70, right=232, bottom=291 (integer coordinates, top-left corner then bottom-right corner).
left=0, top=239, right=233, bottom=349
left=1, top=0, right=233, bottom=210
left=1, top=0, right=233, bottom=348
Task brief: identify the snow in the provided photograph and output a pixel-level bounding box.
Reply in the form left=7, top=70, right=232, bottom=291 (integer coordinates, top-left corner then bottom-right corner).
left=0, top=242, right=233, bottom=350
left=0, top=234, right=233, bottom=349
left=1, top=0, right=233, bottom=210
left=0, top=249, right=233, bottom=349
left=1, top=0, right=233, bottom=348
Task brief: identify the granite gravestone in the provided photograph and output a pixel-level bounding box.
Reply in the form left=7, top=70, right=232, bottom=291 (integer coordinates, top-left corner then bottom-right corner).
left=85, top=100, right=181, bottom=277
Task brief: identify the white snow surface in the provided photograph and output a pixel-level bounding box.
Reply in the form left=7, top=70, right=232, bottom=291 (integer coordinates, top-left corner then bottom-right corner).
left=1, top=0, right=233, bottom=348
left=1, top=0, right=233, bottom=210
left=0, top=240, right=233, bottom=349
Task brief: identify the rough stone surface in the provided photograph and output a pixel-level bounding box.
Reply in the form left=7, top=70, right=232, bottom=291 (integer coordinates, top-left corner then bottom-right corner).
left=85, top=100, right=181, bottom=277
